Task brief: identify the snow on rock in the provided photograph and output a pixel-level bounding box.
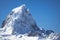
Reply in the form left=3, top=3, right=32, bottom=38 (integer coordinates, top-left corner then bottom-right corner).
left=0, top=4, right=60, bottom=40
left=12, top=4, right=26, bottom=13
left=1, top=4, right=45, bottom=36
left=2, top=4, right=34, bottom=34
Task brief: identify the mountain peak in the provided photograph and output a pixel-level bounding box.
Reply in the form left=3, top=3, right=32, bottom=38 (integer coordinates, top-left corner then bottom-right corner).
left=0, top=4, right=60, bottom=40
left=12, top=4, right=26, bottom=13
left=2, top=4, right=41, bottom=35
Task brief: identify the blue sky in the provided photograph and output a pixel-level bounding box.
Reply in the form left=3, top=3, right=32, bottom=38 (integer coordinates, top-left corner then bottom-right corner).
left=0, top=0, right=60, bottom=33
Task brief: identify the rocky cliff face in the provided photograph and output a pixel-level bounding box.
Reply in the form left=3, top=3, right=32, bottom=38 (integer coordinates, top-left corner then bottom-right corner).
left=0, top=4, right=60, bottom=40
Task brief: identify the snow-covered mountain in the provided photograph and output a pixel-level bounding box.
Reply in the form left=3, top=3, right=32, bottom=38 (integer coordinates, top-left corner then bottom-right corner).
left=0, top=4, right=60, bottom=40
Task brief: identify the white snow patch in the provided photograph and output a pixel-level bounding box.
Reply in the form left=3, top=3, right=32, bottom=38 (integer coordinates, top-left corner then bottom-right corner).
left=12, top=4, right=26, bottom=13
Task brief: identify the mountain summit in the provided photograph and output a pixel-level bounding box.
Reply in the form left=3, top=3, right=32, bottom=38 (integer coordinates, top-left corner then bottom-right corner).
left=0, top=4, right=60, bottom=40
left=2, top=4, right=44, bottom=36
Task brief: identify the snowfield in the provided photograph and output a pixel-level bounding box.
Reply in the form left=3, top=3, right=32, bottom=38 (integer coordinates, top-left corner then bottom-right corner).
left=0, top=34, right=52, bottom=40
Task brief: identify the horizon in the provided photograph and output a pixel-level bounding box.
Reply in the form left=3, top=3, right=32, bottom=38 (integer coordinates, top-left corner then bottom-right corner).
left=0, top=0, right=60, bottom=33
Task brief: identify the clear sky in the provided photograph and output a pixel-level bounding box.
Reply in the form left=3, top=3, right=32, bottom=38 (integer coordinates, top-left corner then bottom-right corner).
left=0, top=0, right=60, bottom=33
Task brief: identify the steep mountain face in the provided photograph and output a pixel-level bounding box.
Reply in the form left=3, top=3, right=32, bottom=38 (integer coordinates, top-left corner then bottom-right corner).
left=1, top=4, right=45, bottom=36
left=0, top=4, right=60, bottom=40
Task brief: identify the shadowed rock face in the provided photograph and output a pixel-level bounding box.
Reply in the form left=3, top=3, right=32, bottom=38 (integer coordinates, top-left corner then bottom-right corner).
left=46, top=30, right=54, bottom=35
